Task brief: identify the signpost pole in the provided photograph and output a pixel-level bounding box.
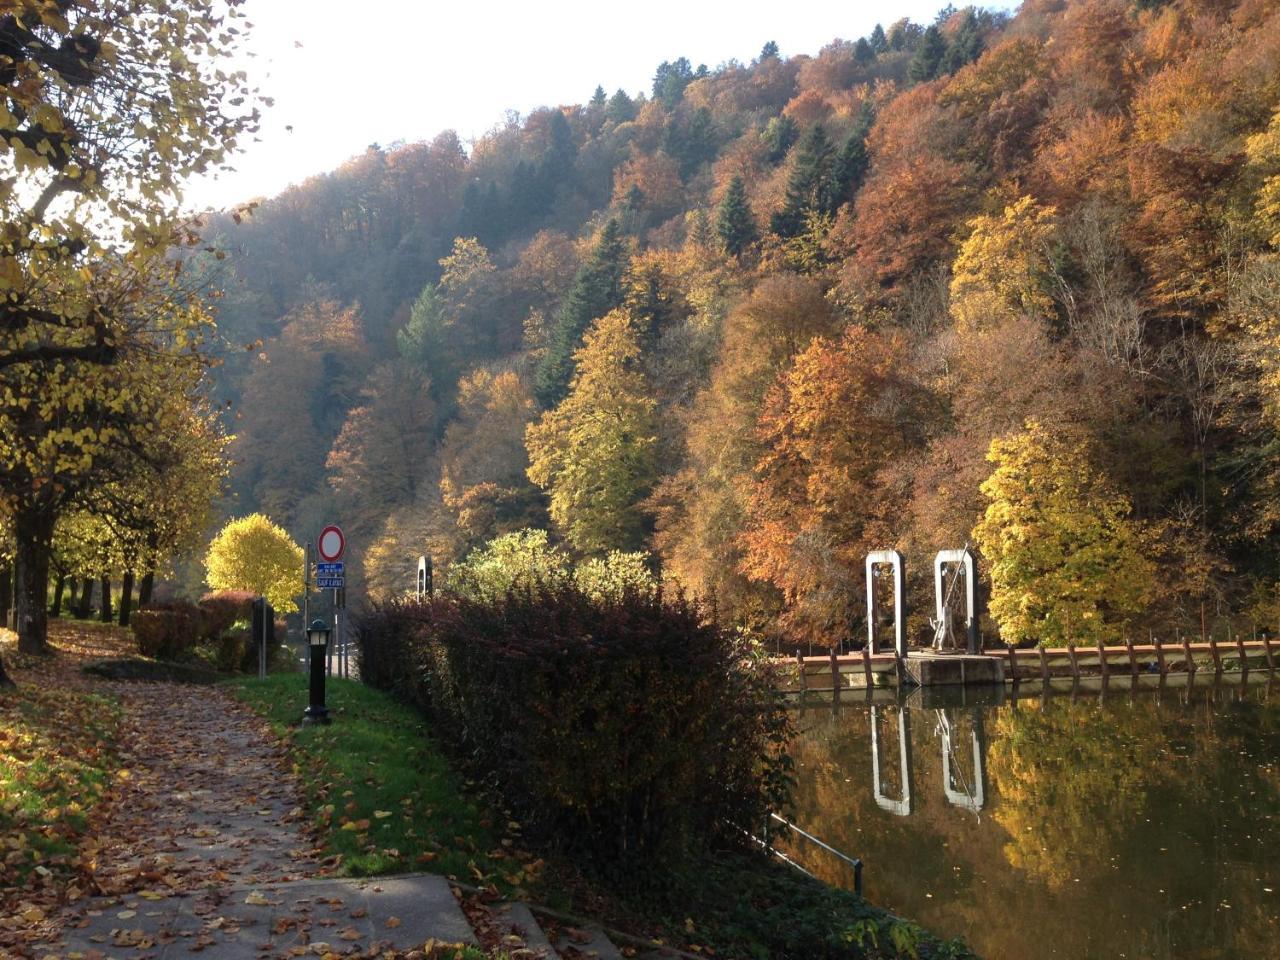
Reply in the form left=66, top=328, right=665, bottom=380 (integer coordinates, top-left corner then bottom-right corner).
left=302, top=541, right=312, bottom=665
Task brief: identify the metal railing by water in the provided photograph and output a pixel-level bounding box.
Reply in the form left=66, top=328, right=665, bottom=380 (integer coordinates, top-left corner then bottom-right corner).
left=763, top=812, right=864, bottom=896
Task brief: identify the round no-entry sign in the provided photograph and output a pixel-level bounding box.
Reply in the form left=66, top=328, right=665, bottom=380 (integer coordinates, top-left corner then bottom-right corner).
left=318, top=525, right=345, bottom=561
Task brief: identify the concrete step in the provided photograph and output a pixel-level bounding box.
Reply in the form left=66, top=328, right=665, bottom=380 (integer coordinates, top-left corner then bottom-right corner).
left=489, top=900, right=557, bottom=957
left=554, top=921, right=625, bottom=959
left=56, top=873, right=477, bottom=958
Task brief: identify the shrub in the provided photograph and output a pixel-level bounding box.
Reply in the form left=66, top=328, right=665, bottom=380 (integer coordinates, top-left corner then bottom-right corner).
left=131, top=602, right=199, bottom=660
left=445, top=528, right=569, bottom=601
left=573, top=550, right=656, bottom=601
left=197, top=589, right=257, bottom=641
left=236, top=618, right=291, bottom=673
left=354, top=585, right=792, bottom=877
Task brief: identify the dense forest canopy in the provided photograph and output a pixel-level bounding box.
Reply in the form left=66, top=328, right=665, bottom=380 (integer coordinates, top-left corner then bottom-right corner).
left=200, top=0, right=1280, bottom=646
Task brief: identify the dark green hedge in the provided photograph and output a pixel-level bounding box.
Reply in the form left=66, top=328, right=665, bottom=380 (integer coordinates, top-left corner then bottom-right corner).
left=353, top=586, right=793, bottom=875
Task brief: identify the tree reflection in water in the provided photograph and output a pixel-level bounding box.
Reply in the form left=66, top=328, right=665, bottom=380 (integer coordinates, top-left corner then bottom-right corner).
left=784, top=680, right=1280, bottom=959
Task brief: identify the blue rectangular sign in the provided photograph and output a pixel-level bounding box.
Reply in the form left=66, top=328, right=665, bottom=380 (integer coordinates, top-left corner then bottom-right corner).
left=317, top=562, right=344, bottom=575
left=316, top=577, right=344, bottom=589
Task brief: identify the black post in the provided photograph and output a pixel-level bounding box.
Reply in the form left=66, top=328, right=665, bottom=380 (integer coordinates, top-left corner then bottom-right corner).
left=303, top=619, right=331, bottom=725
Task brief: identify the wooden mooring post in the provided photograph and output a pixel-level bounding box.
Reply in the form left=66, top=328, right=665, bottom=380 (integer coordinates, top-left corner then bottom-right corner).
left=1265, top=631, right=1276, bottom=675
left=1097, top=640, right=1109, bottom=686
left=1067, top=643, right=1080, bottom=681
left=1181, top=635, right=1196, bottom=680
left=1209, top=635, right=1223, bottom=676
left=796, top=650, right=806, bottom=694
left=1038, top=644, right=1049, bottom=683
left=1154, top=636, right=1168, bottom=677
left=830, top=647, right=841, bottom=694
left=862, top=643, right=873, bottom=690
left=1125, top=637, right=1138, bottom=681
left=1237, top=633, right=1250, bottom=681
left=1006, top=643, right=1018, bottom=684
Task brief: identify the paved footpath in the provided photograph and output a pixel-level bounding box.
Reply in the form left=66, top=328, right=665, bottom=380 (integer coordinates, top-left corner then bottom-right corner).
left=49, top=683, right=478, bottom=960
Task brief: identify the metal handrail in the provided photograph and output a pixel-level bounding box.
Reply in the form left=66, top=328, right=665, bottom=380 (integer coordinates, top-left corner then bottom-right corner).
left=766, top=812, right=864, bottom=895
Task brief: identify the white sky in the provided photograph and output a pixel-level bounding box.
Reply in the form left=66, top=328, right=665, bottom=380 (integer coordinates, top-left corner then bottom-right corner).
left=184, top=0, right=1019, bottom=213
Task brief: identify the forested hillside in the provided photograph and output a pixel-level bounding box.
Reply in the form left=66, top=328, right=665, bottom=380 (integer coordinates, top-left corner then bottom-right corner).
left=204, top=0, right=1280, bottom=645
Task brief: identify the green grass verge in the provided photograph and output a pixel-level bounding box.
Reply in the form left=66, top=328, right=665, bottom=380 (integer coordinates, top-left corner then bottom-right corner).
left=0, top=684, right=121, bottom=888
left=226, top=674, right=538, bottom=894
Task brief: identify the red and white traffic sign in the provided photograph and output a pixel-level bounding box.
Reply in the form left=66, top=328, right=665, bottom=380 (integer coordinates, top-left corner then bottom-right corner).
left=318, top=525, right=345, bottom=562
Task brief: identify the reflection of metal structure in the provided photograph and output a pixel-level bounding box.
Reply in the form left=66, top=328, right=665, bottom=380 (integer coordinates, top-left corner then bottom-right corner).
left=933, top=547, right=980, bottom=653
left=865, top=549, right=907, bottom=657
left=870, top=705, right=913, bottom=816
left=937, top=707, right=988, bottom=814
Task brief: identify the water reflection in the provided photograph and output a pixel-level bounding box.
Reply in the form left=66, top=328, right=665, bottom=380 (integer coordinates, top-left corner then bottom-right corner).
left=784, top=678, right=1280, bottom=959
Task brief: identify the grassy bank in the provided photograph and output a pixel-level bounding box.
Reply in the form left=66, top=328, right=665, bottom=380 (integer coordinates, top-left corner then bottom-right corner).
left=227, top=674, right=540, bottom=894
left=230, top=673, right=970, bottom=959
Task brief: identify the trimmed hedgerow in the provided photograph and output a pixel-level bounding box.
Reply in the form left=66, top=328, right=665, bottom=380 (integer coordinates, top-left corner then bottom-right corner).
left=131, top=602, right=199, bottom=660
left=197, top=589, right=257, bottom=641
left=353, top=586, right=793, bottom=877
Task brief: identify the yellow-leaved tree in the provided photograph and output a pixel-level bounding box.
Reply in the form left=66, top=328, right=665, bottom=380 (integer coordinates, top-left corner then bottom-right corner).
left=950, top=195, right=1057, bottom=332
left=1245, top=105, right=1280, bottom=250
left=973, top=420, right=1154, bottom=646
left=0, top=1, right=260, bottom=657
left=525, top=310, right=658, bottom=554
left=205, top=515, right=304, bottom=613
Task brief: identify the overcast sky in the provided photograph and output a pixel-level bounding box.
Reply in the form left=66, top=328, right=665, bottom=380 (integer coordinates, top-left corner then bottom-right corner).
left=184, top=0, right=1019, bottom=212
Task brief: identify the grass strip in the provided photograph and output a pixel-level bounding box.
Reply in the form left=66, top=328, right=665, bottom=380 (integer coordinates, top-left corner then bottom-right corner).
left=227, top=674, right=539, bottom=894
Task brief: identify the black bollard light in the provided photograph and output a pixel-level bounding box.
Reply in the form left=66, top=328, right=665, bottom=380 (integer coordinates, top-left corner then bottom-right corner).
left=303, top=618, right=332, bottom=725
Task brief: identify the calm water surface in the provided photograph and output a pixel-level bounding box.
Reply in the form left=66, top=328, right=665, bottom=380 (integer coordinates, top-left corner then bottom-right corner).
left=783, top=680, right=1280, bottom=959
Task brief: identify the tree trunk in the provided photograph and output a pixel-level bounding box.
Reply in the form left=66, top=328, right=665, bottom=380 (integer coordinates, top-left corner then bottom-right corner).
left=51, top=574, right=66, bottom=618
left=118, top=571, right=135, bottom=627
left=0, top=654, right=13, bottom=689
left=77, top=578, right=94, bottom=620
left=0, top=562, right=11, bottom=631
left=99, top=576, right=112, bottom=624
left=14, top=508, right=54, bottom=655
left=66, top=577, right=79, bottom=612
left=139, top=570, right=155, bottom=608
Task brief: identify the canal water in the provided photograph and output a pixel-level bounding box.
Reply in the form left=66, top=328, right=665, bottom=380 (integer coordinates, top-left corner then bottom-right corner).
left=782, top=680, right=1280, bottom=959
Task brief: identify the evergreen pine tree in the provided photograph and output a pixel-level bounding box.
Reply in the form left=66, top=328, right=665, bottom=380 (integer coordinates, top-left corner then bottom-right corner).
left=908, top=25, right=948, bottom=83
left=591, top=85, right=607, bottom=107
left=940, top=9, right=984, bottom=75
left=717, top=175, right=758, bottom=258
left=870, top=23, right=887, bottom=53
left=854, top=37, right=875, bottom=64
left=607, top=89, right=636, bottom=124
left=653, top=57, right=694, bottom=108
left=833, top=104, right=874, bottom=203
left=762, top=114, right=799, bottom=164
left=759, top=40, right=779, bottom=61
left=534, top=219, right=628, bottom=407
left=770, top=124, right=837, bottom=238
